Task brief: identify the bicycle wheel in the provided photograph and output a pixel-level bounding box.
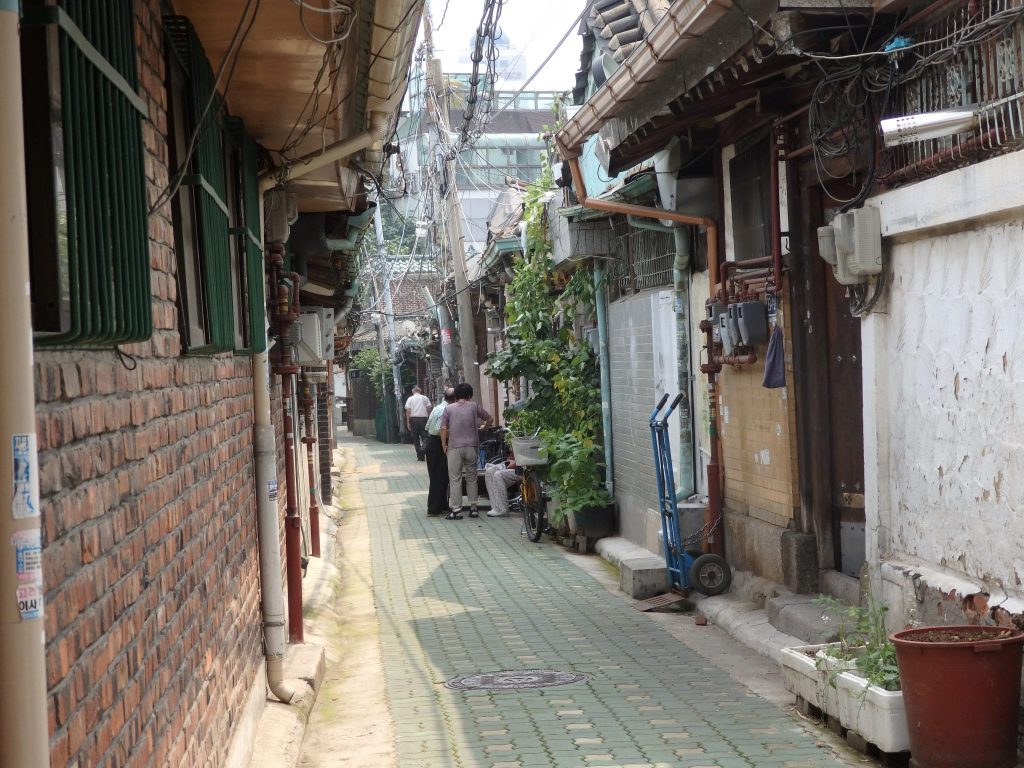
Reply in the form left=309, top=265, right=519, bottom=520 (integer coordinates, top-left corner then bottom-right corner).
left=522, top=472, right=544, bottom=542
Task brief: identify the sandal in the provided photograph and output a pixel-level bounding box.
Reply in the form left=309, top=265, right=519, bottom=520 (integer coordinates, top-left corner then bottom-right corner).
left=445, top=510, right=463, bottom=520
left=468, top=507, right=479, bottom=518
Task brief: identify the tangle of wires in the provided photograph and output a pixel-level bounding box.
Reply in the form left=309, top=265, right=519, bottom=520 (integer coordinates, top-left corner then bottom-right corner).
left=458, top=0, right=506, bottom=149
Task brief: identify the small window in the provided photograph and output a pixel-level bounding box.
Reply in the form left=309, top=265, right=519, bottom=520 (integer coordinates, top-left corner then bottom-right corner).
left=729, top=133, right=771, bottom=262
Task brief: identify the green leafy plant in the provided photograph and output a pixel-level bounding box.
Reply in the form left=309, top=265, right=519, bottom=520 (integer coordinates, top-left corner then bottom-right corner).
left=815, top=594, right=900, bottom=692
left=486, top=159, right=610, bottom=525
left=352, top=348, right=392, bottom=399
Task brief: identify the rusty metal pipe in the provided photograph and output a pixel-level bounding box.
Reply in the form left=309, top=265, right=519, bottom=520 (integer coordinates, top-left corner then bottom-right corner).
left=301, top=382, right=321, bottom=558
left=884, top=128, right=999, bottom=185
left=715, top=352, right=759, bottom=366
left=770, top=127, right=784, bottom=292
left=282, top=373, right=303, bottom=643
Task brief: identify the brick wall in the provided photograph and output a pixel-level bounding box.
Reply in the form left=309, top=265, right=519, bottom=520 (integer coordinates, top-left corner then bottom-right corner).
left=36, top=2, right=265, bottom=765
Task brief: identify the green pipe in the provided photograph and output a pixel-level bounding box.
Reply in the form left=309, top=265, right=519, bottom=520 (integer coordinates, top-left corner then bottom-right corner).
left=594, top=264, right=614, bottom=495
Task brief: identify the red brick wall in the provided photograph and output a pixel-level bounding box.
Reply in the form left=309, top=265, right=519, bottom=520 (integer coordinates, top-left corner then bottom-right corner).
left=36, top=2, right=264, bottom=766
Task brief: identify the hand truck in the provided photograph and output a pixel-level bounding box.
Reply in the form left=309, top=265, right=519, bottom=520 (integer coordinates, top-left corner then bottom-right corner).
left=649, top=393, right=731, bottom=596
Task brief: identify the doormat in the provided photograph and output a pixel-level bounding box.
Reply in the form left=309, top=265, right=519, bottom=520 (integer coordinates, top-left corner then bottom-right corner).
left=444, top=669, right=589, bottom=691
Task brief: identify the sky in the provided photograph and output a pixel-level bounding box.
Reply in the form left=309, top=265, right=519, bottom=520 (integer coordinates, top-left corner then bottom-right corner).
left=428, top=0, right=586, bottom=93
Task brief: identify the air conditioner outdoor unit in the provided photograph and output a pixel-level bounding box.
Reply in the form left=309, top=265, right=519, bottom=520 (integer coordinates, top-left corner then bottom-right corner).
left=817, top=206, right=882, bottom=286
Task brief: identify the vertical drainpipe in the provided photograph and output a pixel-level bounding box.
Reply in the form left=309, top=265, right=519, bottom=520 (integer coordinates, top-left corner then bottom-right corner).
left=299, top=377, right=321, bottom=558
left=671, top=228, right=696, bottom=499
left=593, top=264, right=614, bottom=496
left=0, top=5, right=50, bottom=763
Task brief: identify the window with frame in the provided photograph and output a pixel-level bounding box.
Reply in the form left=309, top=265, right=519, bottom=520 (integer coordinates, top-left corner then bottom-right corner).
left=164, top=16, right=265, bottom=355
left=729, top=132, right=771, bottom=263
left=20, top=0, right=151, bottom=346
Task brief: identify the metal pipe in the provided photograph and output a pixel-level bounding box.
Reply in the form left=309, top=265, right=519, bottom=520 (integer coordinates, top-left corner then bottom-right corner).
left=594, top=264, right=615, bottom=496
left=714, top=352, right=759, bottom=366
left=282, top=373, right=303, bottom=643
left=884, top=128, right=1000, bottom=185
left=300, top=379, right=321, bottom=558
left=268, top=245, right=304, bottom=644
left=258, top=110, right=391, bottom=192
left=569, top=156, right=719, bottom=548
left=770, top=127, right=783, bottom=292
left=252, top=350, right=297, bottom=704
left=0, top=6, right=50, bottom=763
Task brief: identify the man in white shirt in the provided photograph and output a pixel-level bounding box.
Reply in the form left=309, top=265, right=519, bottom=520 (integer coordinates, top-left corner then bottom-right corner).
left=424, top=388, right=455, bottom=515
left=404, top=386, right=432, bottom=461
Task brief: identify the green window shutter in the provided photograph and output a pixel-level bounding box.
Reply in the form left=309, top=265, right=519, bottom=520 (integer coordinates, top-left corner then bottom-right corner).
left=21, top=0, right=152, bottom=347
left=225, top=116, right=267, bottom=355
left=164, top=16, right=234, bottom=355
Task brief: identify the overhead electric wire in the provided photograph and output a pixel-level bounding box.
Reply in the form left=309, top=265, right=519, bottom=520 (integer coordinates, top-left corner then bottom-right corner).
left=149, top=0, right=262, bottom=216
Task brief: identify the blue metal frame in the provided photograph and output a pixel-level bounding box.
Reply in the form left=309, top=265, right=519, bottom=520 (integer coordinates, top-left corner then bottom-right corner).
left=649, top=394, right=697, bottom=592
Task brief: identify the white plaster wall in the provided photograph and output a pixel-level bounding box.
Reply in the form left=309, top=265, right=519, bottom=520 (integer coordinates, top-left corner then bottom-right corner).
left=864, top=150, right=1024, bottom=605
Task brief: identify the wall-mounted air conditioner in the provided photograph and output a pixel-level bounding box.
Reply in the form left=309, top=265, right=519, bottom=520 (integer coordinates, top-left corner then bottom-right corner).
left=817, top=206, right=882, bottom=286
left=294, top=311, right=325, bottom=366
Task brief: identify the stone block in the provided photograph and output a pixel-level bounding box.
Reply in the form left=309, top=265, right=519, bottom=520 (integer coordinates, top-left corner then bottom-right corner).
left=620, top=555, right=670, bottom=599
left=781, top=530, right=818, bottom=594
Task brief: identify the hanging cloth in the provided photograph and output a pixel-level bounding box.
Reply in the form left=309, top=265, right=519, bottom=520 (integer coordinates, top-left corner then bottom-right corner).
left=762, top=325, right=786, bottom=389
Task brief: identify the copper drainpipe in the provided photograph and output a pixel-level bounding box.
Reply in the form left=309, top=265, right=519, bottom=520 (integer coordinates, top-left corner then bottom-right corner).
left=300, top=377, right=321, bottom=558
left=269, top=247, right=304, bottom=643
left=566, top=156, right=725, bottom=556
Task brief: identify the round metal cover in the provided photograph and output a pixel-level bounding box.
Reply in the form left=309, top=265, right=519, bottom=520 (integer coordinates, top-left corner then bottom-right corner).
left=445, top=669, right=589, bottom=691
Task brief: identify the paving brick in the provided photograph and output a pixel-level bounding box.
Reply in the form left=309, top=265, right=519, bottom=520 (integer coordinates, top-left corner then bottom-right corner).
left=343, top=435, right=861, bottom=768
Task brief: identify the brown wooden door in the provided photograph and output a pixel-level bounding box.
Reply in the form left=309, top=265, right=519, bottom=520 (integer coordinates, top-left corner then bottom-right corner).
left=824, top=270, right=866, bottom=578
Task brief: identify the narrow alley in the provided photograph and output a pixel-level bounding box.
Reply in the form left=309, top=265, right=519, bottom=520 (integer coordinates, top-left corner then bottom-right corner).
left=296, top=433, right=866, bottom=768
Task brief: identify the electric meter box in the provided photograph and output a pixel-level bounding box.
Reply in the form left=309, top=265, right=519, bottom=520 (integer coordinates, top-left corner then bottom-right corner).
left=727, top=304, right=741, bottom=345
left=719, top=313, right=735, bottom=355
left=707, top=301, right=725, bottom=343
left=737, top=301, right=768, bottom=345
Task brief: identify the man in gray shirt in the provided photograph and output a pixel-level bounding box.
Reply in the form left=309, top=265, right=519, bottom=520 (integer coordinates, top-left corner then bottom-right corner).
left=440, top=382, right=492, bottom=519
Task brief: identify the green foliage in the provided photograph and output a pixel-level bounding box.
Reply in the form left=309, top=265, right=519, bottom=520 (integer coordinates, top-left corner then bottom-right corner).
left=352, top=348, right=392, bottom=399
left=486, top=160, right=610, bottom=523
left=815, top=594, right=900, bottom=692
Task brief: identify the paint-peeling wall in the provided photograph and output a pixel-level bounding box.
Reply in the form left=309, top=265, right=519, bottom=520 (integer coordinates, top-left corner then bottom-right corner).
left=863, top=150, right=1024, bottom=625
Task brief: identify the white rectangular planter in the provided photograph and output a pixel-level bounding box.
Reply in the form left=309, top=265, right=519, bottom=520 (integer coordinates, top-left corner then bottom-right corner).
left=834, top=671, right=909, bottom=753
left=780, top=644, right=909, bottom=754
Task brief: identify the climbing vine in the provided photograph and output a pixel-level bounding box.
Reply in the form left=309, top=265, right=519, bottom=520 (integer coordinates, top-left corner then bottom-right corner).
left=486, top=159, right=611, bottom=521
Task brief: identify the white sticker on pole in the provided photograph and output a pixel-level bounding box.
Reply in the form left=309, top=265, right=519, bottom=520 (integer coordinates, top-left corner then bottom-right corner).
left=16, top=584, right=43, bottom=620
left=11, top=433, right=40, bottom=519
left=11, top=528, right=42, bottom=585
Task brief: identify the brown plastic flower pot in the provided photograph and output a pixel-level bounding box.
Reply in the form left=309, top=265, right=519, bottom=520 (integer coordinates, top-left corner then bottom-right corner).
left=891, top=625, right=1024, bottom=768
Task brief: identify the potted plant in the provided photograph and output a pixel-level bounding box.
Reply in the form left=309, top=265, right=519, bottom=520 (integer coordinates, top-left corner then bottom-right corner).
left=892, top=625, right=1024, bottom=768
left=781, top=595, right=908, bottom=754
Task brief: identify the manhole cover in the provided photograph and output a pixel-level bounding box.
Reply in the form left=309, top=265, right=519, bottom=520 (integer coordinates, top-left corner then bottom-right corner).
left=445, top=669, right=589, bottom=691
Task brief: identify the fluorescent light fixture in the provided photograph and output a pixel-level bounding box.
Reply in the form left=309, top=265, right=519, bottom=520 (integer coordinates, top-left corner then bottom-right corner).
left=880, top=110, right=978, bottom=148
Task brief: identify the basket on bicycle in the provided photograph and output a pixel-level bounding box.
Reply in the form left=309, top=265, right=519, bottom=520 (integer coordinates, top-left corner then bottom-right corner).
left=510, top=437, right=547, bottom=466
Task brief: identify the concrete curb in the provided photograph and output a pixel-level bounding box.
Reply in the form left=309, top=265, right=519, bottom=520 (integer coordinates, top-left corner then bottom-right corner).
left=247, top=642, right=327, bottom=768
left=595, top=536, right=805, bottom=664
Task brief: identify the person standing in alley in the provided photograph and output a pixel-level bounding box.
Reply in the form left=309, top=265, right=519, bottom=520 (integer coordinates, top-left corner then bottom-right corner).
left=404, top=385, right=431, bottom=461
left=424, top=388, right=455, bottom=516
left=440, top=383, right=492, bottom=519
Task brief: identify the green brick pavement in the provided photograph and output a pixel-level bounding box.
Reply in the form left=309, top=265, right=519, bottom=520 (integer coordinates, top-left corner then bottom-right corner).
left=347, top=435, right=855, bottom=768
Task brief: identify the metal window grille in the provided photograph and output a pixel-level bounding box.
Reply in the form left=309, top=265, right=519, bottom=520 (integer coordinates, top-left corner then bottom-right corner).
left=164, top=16, right=235, bottom=355
left=225, top=117, right=268, bottom=355
left=610, top=227, right=676, bottom=299
left=886, top=0, right=1024, bottom=184
left=21, top=0, right=152, bottom=347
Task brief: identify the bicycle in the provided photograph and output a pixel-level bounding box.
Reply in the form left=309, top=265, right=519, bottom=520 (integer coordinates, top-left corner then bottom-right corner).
left=500, top=429, right=549, bottom=542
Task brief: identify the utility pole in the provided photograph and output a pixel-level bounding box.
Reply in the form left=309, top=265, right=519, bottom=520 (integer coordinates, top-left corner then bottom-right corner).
left=0, top=6, right=49, bottom=765
left=426, top=54, right=481, bottom=395
left=374, top=205, right=406, bottom=439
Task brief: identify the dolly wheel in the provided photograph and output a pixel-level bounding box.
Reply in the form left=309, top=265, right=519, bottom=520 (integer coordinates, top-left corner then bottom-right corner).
left=690, top=554, right=731, bottom=596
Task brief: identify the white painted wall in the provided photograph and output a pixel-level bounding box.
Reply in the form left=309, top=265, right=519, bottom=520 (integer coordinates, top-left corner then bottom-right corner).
left=863, top=150, right=1024, bottom=616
